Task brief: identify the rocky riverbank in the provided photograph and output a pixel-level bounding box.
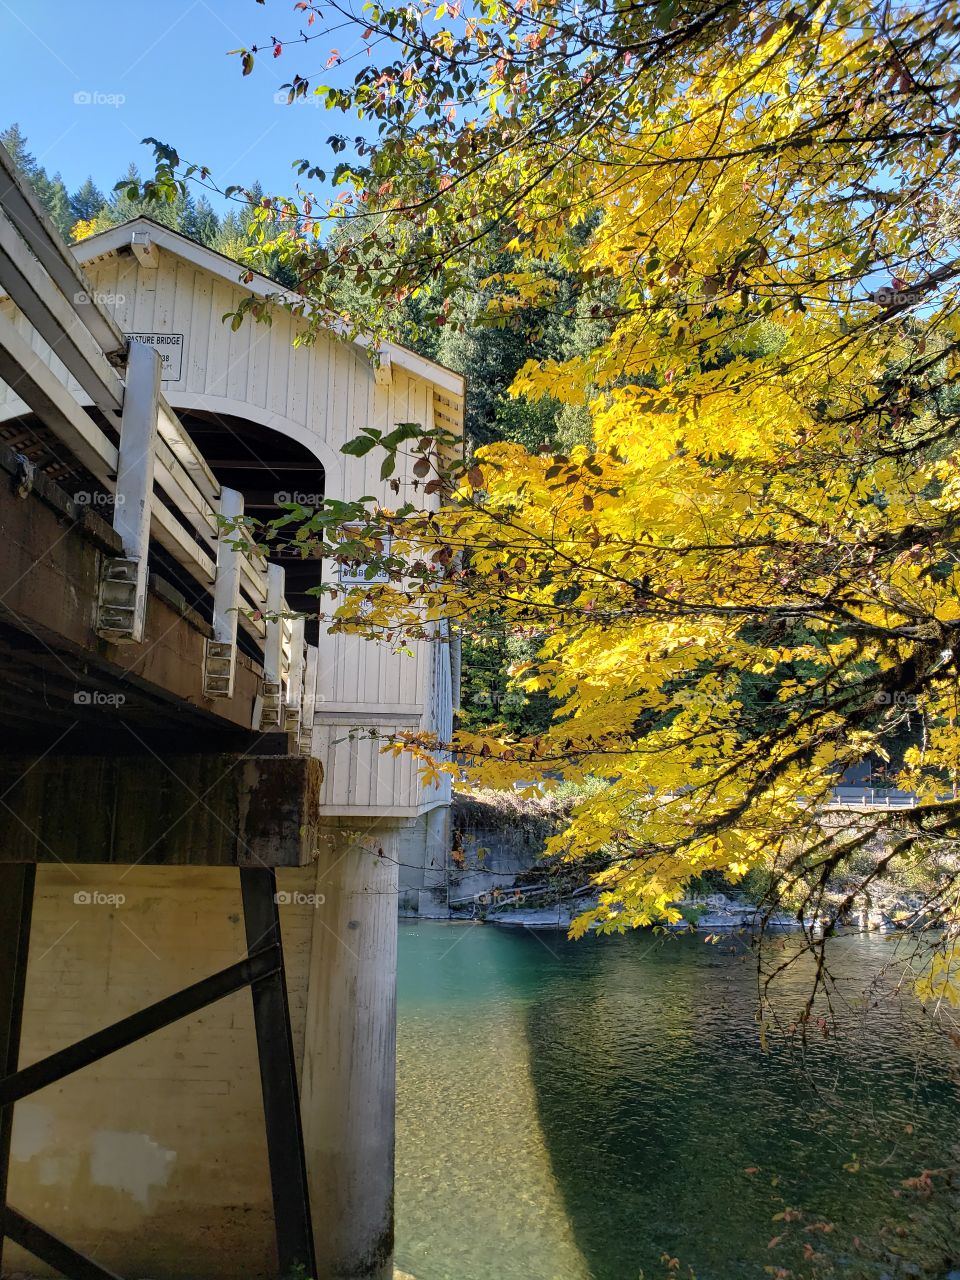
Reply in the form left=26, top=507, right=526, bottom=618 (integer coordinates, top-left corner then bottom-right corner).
left=411, top=787, right=956, bottom=934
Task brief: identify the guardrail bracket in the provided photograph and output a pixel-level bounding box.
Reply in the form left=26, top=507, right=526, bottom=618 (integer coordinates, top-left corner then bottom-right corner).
left=203, top=640, right=237, bottom=700
left=96, top=557, right=141, bottom=642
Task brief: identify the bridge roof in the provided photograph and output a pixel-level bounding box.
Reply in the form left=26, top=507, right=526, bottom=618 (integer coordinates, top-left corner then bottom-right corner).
left=71, top=216, right=466, bottom=412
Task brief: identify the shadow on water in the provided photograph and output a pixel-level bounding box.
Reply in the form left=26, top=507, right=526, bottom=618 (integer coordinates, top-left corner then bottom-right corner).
left=518, top=927, right=960, bottom=1279
left=395, top=922, right=960, bottom=1280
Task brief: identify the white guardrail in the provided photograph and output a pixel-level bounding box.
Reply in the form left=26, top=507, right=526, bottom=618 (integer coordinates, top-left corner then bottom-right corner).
left=827, top=787, right=920, bottom=809
left=0, top=140, right=315, bottom=744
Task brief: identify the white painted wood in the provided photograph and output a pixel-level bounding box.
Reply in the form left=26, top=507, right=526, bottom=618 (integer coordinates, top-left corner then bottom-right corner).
left=264, top=562, right=285, bottom=685
left=153, top=448, right=219, bottom=553
left=130, top=228, right=159, bottom=270
left=148, top=498, right=216, bottom=583
left=283, top=615, right=306, bottom=735
left=239, top=552, right=269, bottom=614
left=299, top=644, right=319, bottom=756
left=212, top=487, right=244, bottom=645
left=0, top=141, right=125, bottom=358
left=0, top=206, right=125, bottom=417
left=203, top=486, right=244, bottom=699
left=236, top=608, right=267, bottom=646
left=280, top=616, right=294, bottom=691
left=0, top=308, right=118, bottom=485
left=111, top=340, right=161, bottom=641
left=131, top=257, right=157, bottom=333
left=286, top=616, right=305, bottom=704
left=157, top=399, right=220, bottom=503
left=0, top=203, right=306, bottom=727
left=3, top=218, right=466, bottom=810
left=73, top=218, right=466, bottom=397
left=186, top=265, right=211, bottom=393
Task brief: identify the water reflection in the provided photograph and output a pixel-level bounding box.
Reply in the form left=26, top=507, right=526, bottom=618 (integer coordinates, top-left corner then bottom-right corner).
left=396, top=923, right=960, bottom=1280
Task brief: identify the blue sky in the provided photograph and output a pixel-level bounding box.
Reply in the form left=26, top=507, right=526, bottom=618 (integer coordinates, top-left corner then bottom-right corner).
left=0, top=0, right=356, bottom=209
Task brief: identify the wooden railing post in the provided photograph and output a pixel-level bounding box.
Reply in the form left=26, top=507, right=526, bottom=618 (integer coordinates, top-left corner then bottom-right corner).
left=299, top=644, right=319, bottom=756
left=257, top=563, right=286, bottom=730
left=283, top=617, right=306, bottom=735
left=204, top=486, right=244, bottom=699
left=96, top=341, right=161, bottom=643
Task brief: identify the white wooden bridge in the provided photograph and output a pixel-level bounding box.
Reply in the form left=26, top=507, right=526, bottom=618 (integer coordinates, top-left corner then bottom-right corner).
left=0, top=141, right=462, bottom=1280
left=0, top=143, right=460, bottom=809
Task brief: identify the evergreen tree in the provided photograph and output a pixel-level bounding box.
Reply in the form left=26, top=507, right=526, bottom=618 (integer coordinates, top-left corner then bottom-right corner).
left=213, top=207, right=246, bottom=256
left=32, top=171, right=72, bottom=238
left=1, top=124, right=73, bottom=238
left=182, top=194, right=219, bottom=247
left=70, top=177, right=106, bottom=224
left=97, top=162, right=191, bottom=232
left=1, top=123, right=35, bottom=176
left=211, top=184, right=297, bottom=285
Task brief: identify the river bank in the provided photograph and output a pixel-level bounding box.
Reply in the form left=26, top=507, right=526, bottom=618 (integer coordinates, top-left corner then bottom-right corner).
left=404, top=788, right=955, bottom=936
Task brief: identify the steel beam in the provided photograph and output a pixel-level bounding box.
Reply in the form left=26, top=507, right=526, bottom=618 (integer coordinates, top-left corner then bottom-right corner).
left=0, top=864, right=34, bottom=1276
left=3, top=1207, right=124, bottom=1280
left=240, top=867, right=317, bottom=1279
left=0, top=948, right=281, bottom=1109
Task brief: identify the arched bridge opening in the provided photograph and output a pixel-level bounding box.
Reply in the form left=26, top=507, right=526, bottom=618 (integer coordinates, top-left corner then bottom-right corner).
left=175, top=410, right=326, bottom=646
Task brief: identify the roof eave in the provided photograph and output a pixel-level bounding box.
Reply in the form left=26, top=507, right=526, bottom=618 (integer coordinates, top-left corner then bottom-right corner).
left=71, top=216, right=466, bottom=404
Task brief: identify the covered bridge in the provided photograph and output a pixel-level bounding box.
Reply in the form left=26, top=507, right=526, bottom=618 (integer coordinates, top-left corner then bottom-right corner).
left=0, top=149, right=461, bottom=1280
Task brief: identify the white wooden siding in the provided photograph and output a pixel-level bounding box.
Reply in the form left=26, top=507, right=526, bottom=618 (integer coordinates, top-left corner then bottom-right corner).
left=0, top=230, right=458, bottom=818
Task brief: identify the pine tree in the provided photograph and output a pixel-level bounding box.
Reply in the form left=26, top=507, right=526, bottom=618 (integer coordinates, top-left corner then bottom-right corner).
left=98, top=162, right=191, bottom=232
left=70, top=177, right=106, bottom=224
left=1, top=123, right=36, bottom=176
left=182, top=194, right=219, bottom=246
left=1, top=124, right=72, bottom=238
left=33, top=172, right=72, bottom=239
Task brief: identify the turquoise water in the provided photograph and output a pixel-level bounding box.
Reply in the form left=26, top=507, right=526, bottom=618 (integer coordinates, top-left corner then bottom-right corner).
left=395, top=923, right=960, bottom=1280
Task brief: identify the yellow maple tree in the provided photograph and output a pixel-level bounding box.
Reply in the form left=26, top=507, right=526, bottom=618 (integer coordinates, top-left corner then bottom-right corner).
left=290, top=3, right=960, bottom=953
left=148, top=3, right=960, bottom=974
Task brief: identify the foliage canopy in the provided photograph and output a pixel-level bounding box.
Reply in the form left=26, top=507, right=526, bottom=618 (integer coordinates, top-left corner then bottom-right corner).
left=146, top=4, right=960, bottom=972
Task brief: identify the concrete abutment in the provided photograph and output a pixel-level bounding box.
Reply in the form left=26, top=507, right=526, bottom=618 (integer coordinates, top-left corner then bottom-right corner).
left=0, top=778, right=414, bottom=1280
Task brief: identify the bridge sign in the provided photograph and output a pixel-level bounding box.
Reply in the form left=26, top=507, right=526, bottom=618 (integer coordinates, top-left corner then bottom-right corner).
left=127, top=331, right=184, bottom=381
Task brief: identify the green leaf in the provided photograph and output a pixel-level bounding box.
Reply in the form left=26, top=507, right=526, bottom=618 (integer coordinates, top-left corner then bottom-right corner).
left=381, top=421, right=424, bottom=450
left=341, top=436, right=380, bottom=456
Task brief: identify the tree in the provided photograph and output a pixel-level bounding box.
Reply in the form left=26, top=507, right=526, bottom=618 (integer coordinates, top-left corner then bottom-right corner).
left=32, top=171, right=72, bottom=239
left=70, top=176, right=106, bottom=224
left=138, top=4, right=960, bottom=991
left=1, top=123, right=34, bottom=175
left=96, top=162, right=196, bottom=232
left=182, top=193, right=220, bottom=246
left=2, top=123, right=73, bottom=238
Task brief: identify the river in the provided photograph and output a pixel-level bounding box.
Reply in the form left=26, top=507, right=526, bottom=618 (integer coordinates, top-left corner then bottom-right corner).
left=395, top=922, right=960, bottom=1280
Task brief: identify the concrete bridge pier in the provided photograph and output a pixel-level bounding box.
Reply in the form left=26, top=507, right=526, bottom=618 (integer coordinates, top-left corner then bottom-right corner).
left=301, top=821, right=403, bottom=1280
left=0, top=760, right=418, bottom=1280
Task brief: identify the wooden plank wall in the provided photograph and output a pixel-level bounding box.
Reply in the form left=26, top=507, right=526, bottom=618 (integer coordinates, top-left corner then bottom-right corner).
left=0, top=243, right=453, bottom=817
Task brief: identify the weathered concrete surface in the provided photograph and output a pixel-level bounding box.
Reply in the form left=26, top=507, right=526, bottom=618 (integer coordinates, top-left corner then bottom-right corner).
left=301, top=822, right=402, bottom=1280
left=0, top=754, right=322, bottom=867
left=5, top=865, right=285, bottom=1279
left=399, top=791, right=561, bottom=916
left=3, top=835, right=404, bottom=1280
left=396, top=807, right=450, bottom=915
